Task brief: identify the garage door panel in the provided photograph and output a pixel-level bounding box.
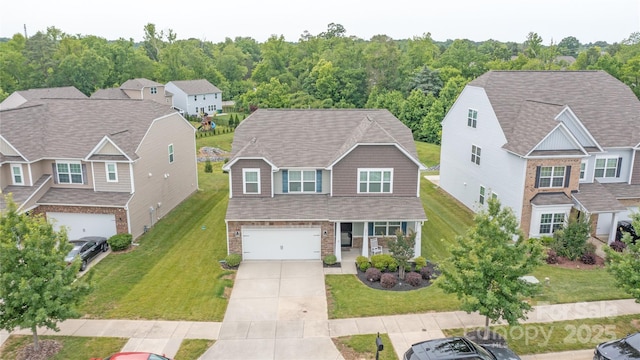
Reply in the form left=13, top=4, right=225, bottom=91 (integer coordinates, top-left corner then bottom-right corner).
left=242, top=227, right=321, bottom=260
left=47, top=212, right=117, bottom=240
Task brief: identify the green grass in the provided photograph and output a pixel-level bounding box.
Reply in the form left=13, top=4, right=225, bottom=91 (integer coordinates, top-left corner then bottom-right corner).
left=415, top=141, right=441, bottom=168
left=195, top=131, right=235, bottom=152
left=174, top=339, right=215, bottom=359
left=77, top=162, right=233, bottom=321
left=444, top=315, right=640, bottom=354
left=333, top=334, right=398, bottom=360
left=326, top=275, right=460, bottom=319
left=0, top=335, right=127, bottom=360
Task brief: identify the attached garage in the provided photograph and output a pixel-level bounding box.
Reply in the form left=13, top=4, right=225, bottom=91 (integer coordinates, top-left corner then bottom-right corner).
left=47, top=212, right=117, bottom=240
left=242, top=227, right=321, bottom=260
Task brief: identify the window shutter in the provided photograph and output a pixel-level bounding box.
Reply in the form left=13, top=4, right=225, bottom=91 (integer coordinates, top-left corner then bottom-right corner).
left=282, top=170, right=288, bottom=193
left=51, top=163, right=58, bottom=184
left=401, top=222, right=407, bottom=234
left=82, top=164, right=87, bottom=184
left=534, top=166, right=541, bottom=188
left=616, top=157, right=622, bottom=177
left=564, top=166, right=571, bottom=188
left=316, top=170, right=322, bottom=193
left=368, top=222, right=374, bottom=236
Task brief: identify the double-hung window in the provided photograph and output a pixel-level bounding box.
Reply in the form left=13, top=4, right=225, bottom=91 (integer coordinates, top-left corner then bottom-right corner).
left=373, top=221, right=401, bottom=236
left=11, top=165, right=23, bottom=185
left=539, top=166, right=565, bottom=188
left=467, top=109, right=478, bottom=128
left=150, top=87, right=157, bottom=94
left=540, top=213, right=565, bottom=234
left=471, top=145, right=481, bottom=165
left=479, top=185, right=485, bottom=205
left=358, top=169, right=392, bottom=193
left=56, top=162, right=83, bottom=184
left=289, top=170, right=316, bottom=192
left=579, top=161, right=587, bottom=181
left=243, top=168, right=260, bottom=194
left=168, top=144, right=174, bottom=163
left=594, top=158, right=619, bottom=178
left=106, top=163, right=118, bottom=182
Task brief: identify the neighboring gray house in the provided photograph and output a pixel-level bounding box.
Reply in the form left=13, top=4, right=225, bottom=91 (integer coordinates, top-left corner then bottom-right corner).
left=165, top=79, right=222, bottom=116
left=439, top=70, right=640, bottom=242
left=0, top=86, right=87, bottom=110
left=91, top=78, right=173, bottom=106
left=0, top=98, right=198, bottom=240
left=222, top=109, right=427, bottom=261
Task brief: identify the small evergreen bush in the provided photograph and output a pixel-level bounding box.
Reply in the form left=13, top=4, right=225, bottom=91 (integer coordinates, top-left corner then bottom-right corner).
left=380, top=273, right=397, bottom=289
left=387, top=260, right=398, bottom=272
left=365, top=268, right=382, bottom=282
left=204, top=159, right=213, bottom=173
left=108, top=233, right=132, bottom=251
left=323, top=254, right=337, bottom=265
left=371, top=254, right=396, bottom=271
left=405, top=272, right=422, bottom=287
left=356, top=255, right=370, bottom=271
left=225, top=253, right=242, bottom=267
left=413, top=256, right=427, bottom=269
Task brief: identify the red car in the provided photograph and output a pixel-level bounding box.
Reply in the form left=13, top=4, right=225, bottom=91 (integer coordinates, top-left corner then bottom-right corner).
left=101, top=352, right=172, bottom=360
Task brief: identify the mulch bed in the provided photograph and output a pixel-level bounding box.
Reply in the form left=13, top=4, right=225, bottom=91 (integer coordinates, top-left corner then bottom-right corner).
left=16, top=340, right=62, bottom=360
left=355, top=262, right=440, bottom=291
left=549, top=254, right=606, bottom=269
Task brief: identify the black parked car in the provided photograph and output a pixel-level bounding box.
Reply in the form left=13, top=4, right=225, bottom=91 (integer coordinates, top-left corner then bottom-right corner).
left=65, top=236, right=109, bottom=271
left=403, top=336, right=521, bottom=360
left=615, top=220, right=639, bottom=244
left=594, top=332, right=640, bottom=359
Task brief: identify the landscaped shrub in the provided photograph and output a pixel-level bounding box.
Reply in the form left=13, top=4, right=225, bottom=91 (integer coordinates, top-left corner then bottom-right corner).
left=387, top=260, right=398, bottom=272
left=204, top=159, right=213, bottom=173
left=413, top=256, right=427, bottom=269
left=356, top=255, right=370, bottom=271
left=420, top=266, right=433, bottom=280
left=551, top=215, right=591, bottom=260
left=225, top=253, right=242, bottom=267
left=581, top=252, right=597, bottom=265
left=371, top=254, right=396, bottom=271
left=610, top=240, right=627, bottom=252
left=539, top=236, right=555, bottom=247
left=323, top=254, right=337, bottom=265
left=365, top=268, right=382, bottom=282
left=108, top=233, right=132, bottom=251
left=545, top=249, right=559, bottom=264
left=405, top=272, right=422, bottom=287
left=380, top=273, right=397, bottom=289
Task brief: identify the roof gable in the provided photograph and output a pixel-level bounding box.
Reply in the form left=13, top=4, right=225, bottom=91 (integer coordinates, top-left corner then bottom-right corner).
left=120, top=78, right=163, bottom=90
left=166, top=79, right=221, bottom=95
left=554, top=107, right=601, bottom=150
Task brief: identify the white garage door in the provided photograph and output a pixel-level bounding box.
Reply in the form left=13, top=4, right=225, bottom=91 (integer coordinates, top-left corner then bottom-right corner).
left=242, top=227, right=321, bottom=260
left=48, top=212, right=117, bottom=240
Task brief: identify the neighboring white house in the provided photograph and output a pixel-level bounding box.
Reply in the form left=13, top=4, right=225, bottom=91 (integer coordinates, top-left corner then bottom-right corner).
left=440, top=70, right=640, bottom=242
left=165, top=79, right=222, bottom=116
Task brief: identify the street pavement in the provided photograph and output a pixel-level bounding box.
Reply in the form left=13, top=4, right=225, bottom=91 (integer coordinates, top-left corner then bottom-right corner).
left=1, top=259, right=639, bottom=360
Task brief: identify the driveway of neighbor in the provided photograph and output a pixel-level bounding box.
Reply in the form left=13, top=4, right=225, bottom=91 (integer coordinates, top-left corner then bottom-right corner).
left=199, top=260, right=343, bottom=360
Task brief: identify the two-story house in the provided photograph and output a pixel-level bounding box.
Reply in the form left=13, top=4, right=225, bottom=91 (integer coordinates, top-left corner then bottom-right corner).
left=222, top=109, right=427, bottom=262
left=165, top=79, right=222, bottom=117
left=91, top=78, right=173, bottom=106
left=440, top=70, right=640, bottom=243
left=0, top=98, right=198, bottom=240
left=0, top=86, right=87, bottom=110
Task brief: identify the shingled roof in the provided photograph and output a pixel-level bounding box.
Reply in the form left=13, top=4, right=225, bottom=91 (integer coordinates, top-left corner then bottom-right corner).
left=14, top=86, right=87, bottom=100
left=468, top=71, right=640, bottom=155
left=120, top=78, right=164, bottom=90
left=167, top=79, right=221, bottom=95
left=227, top=109, right=420, bottom=168
left=0, top=99, right=175, bottom=161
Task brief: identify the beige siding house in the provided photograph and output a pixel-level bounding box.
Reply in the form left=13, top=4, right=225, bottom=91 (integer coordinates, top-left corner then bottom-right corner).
left=91, top=78, right=173, bottom=106
left=0, top=98, right=197, bottom=240
left=0, top=86, right=87, bottom=110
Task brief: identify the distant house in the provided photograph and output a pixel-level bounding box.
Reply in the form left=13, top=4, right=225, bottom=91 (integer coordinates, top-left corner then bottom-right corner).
left=0, top=98, right=198, bottom=240
left=222, top=109, right=427, bottom=261
left=91, top=78, right=173, bottom=105
left=165, top=79, right=222, bottom=116
left=0, top=86, right=87, bottom=110
left=439, top=70, right=640, bottom=242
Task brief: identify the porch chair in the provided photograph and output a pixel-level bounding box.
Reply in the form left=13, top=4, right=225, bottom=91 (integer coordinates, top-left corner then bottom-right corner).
left=370, top=237, right=383, bottom=255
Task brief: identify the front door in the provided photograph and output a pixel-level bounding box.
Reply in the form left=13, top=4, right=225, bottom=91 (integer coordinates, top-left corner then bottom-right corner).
left=340, top=223, right=352, bottom=247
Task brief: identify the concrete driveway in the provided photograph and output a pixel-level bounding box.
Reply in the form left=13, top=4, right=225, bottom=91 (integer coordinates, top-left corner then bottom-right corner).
left=199, top=261, right=343, bottom=360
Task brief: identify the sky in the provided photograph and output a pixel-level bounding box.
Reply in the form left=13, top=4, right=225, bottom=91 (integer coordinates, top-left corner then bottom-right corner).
left=1, top=0, right=639, bottom=45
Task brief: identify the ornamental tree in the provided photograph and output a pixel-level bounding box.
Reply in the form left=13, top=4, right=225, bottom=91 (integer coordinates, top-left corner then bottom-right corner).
left=604, top=213, right=640, bottom=302
left=0, top=196, right=90, bottom=351
left=437, top=197, right=545, bottom=338
left=387, top=230, right=416, bottom=280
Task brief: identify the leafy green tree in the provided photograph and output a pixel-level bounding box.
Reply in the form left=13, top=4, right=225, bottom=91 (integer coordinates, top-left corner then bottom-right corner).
left=551, top=214, right=591, bottom=260
left=435, top=39, right=487, bottom=78
left=558, top=36, right=581, bottom=57
left=239, top=77, right=290, bottom=109
left=524, top=32, right=543, bottom=59
left=365, top=87, right=405, bottom=117
left=604, top=213, right=640, bottom=302
left=406, top=66, right=443, bottom=96
left=0, top=196, right=90, bottom=351
left=142, top=23, right=166, bottom=61
left=52, top=48, right=111, bottom=95
left=400, top=89, right=435, bottom=135
left=438, top=197, right=544, bottom=339
left=403, top=33, right=440, bottom=72
left=364, top=34, right=403, bottom=90
left=387, top=230, right=416, bottom=280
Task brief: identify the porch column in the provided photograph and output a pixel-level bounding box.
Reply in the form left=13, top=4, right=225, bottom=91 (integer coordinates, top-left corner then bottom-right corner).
left=414, top=221, right=422, bottom=258
left=362, top=221, right=369, bottom=257
left=609, top=212, right=619, bottom=244
left=334, top=221, right=342, bottom=262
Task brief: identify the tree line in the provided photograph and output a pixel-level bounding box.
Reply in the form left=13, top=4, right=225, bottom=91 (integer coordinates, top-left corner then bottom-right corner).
left=2, top=23, right=639, bottom=144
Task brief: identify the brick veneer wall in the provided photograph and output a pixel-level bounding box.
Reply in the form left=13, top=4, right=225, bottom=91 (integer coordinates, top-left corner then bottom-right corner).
left=227, top=220, right=335, bottom=258
left=521, top=158, right=581, bottom=236
left=32, top=205, right=129, bottom=235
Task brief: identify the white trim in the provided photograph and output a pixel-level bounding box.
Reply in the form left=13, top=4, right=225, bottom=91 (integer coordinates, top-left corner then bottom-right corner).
left=286, top=169, right=317, bottom=193
left=327, top=143, right=427, bottom=171
left=242, top=168, right=261, bottom=194
left=526, top=123, right=589, bottom=157
left=556, top=106, right=603, bottom=152
left=357, top=168, right=393, bottom=194
left=54, top=160, right=84, bottom=184
left=467, top=108, right=478, bottom=128
left=106, top=162, right=118, bottom=182
left=91, top=162, right=96, bottom=189
left=129, top=163, right=135, bottom=194
left=594, top=156, right=619, bottom=179
left=579, top=160, right=588, bottom=182
left=222, top=156, right=278, bottom=172
left=0, top=135, right=27, bottom=160
left=11, top=164, right=24, bottom=185
left=630, top=150, right=637, bottom=185
left=228, top=170, right=233, bottom=198
left=27, top=163, right=33, bottom=186
left=85, top=135, right=133, bottom=162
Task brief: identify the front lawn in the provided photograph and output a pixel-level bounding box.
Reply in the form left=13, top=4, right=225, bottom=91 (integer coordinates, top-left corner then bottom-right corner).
left=77, top=162, right=233, bottom=321
left=0, top=335, right=127, bottom=360
left=333, top=334, right=397, bottom=360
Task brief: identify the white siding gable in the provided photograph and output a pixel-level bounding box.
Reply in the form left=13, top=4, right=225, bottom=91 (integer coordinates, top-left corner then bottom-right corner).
left=534, top=126, right=583, bottom=152
left=555, top=107, right=600, bottom=149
